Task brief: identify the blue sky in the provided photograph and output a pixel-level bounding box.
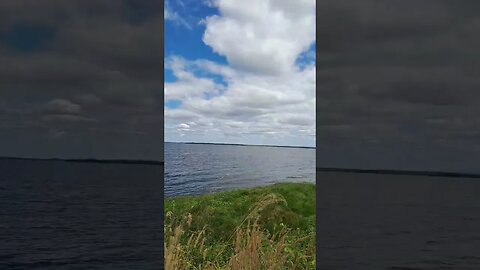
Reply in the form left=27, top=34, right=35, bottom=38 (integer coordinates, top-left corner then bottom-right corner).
left=164, top=0, right=225, bottom=77
left=164, top=0, right=316, bottom=147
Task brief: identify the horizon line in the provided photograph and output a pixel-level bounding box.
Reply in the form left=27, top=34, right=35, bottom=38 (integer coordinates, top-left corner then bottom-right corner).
left=1, top=156, right=479, bottom=178
left=317, top=167, right=480, bottom=179
left=165, top=141, right=316, bottom=149
left=0, top=156, right=164, bottom=165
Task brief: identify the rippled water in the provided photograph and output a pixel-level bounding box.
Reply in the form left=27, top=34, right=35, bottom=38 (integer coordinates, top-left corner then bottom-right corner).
left=164, top=142, right=316, bottom=197
left=318, top=171, right=480, bottom=269
left=0, top=159, right=163, bottom=269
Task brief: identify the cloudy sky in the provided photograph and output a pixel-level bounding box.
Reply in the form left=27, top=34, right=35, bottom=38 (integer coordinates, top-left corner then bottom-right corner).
left=317, top=0, right=480, bottom=173
left=164, top=0, right=316, bottom=147
left=0, top=0, right=163, bottom=160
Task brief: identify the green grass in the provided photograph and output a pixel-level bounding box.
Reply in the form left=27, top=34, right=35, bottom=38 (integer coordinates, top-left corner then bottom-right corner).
left=164, top=182, right=316, bottom=269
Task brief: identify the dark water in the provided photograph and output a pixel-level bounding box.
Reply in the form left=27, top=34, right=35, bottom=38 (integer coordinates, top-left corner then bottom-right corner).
left=0, top=159, right=163, bottom=270
left=318, top=171, right=480, bottom=270
left=164, top=142, right=315, bottom=197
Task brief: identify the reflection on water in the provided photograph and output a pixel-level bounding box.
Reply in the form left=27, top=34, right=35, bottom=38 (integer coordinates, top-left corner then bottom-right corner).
left=164, top=142, right=315, bottom=197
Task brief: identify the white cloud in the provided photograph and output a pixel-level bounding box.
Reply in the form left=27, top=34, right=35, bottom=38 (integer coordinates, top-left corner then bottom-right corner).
left=164, top=57, right=225, bottom=101
left=165, top=0, right=316, bottom=147
left=178, top=123, right=190, bottom=129
left=165, top=58, right=315, bottom=146
left=164, top=1, right=192, bottom=29
left=202, top=0, right=315, bottom=75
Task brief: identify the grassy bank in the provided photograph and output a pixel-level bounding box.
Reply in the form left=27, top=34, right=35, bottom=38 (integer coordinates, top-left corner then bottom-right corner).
left=164, top=182, right=316, bottom=269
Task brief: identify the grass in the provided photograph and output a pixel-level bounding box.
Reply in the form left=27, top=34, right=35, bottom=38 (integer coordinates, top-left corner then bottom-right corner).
left=164, top=182, right=316, bottom=269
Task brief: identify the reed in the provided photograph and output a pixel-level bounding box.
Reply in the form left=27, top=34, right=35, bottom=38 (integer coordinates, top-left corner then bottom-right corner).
left=164, top=183, right=316, bottom=270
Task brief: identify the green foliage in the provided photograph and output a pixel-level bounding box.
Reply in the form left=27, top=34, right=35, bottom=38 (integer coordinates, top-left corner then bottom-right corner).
left=164, top=182, right=316, bottom=269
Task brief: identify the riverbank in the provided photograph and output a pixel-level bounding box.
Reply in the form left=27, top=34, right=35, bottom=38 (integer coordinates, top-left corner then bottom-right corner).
left=164, top=182, right=316, bottom=269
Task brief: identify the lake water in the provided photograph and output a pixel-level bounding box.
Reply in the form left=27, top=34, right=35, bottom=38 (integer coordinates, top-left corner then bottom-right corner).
left=0, top=159, right=163, bottom=270
left=1, top=143, right=314, bottom=269
left=317, top=171, right=480, bottom=269
left=164, top=142, right=316, bottom=197
left=5, top=145, right=476, bottom=269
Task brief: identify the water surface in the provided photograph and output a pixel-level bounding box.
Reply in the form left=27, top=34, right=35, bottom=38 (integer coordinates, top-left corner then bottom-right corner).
left=164, top=142, right=315, bottom=197
left=318, top=171, right=480, bottom=269
left=0, top=159, right=163, bottom=270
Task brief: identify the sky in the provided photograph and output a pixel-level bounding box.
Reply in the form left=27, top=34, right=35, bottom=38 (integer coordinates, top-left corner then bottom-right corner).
left=317, top=0, right=480, bottom=173
left=164, top=0, right=316, bottom=147
left=3, top=0, right=479, bottom=173
left=0, top=0, right=163, bottom=160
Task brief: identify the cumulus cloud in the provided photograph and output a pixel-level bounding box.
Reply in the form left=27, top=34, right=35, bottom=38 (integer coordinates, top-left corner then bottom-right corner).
left=165, top=0, right=316, bottom=147
left=202, top=0, right=315, bottom=75
left=164, top=57, right=225, bottom=101
left=165, top=56, right=316, bottom=145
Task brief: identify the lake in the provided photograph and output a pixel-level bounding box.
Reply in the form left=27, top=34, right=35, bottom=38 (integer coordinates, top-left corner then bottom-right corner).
left=1, top=143, right=315, bottom=269
left=317, top=170, right=480, bottom=269
left=3, top=151, right=479, bottom=269
left=0, top=159, right=163, bottom=270
left=164, top=142, right=316, bottom=197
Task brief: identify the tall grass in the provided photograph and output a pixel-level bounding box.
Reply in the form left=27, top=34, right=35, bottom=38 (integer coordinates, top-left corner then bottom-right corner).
left=164, top=185, right=316, bottom=270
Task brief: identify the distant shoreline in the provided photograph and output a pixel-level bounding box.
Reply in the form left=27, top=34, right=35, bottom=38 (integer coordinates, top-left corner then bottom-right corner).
left=317, top=167, right=480, bottom=179
left=0, top=156, right=164, bottom=165
left=166, top=141, right=316, bottom=149
left=2, top=156, right=478, bottom=178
